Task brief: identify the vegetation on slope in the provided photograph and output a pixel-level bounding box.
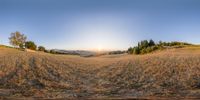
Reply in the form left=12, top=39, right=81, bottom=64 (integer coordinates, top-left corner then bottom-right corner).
left=7, top=31, right=49, bottom=53
left=128, top=39, right=192, bottom=54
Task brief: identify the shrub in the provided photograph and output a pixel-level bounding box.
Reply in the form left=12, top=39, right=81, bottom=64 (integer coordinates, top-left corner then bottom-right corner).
left=50, top=50, right=56, bottom=54
left=128, top=47, right=133, bottom=54
left=146, top=47, right=153, bottom=53
left=141, top=49, right=147, bottom=54
left=38, top=46, right=46, bottom=51
left=25, top=41, right=37, bottom=50
left=152, top=46, right=159, bottom=51
left=109, top=51, right=126, bottom=55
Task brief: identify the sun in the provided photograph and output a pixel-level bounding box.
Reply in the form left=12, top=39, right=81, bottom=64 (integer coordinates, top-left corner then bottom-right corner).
left=97, top=45, right=102, bottom=51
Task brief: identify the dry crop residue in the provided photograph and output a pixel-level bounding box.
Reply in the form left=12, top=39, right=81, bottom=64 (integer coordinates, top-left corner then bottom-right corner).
left=1, top=47, right=200, bottom=99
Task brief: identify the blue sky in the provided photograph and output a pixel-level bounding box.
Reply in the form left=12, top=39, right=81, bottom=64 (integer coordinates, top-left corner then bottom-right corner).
left=0, top=0, right=200, bottom=50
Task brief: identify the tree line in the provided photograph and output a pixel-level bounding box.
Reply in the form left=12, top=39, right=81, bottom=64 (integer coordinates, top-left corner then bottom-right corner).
left=128, top=39, right=192, bottom=54
left=9, top=31, right=47, bottom=52
left=8, top=31, right=193, bottom=55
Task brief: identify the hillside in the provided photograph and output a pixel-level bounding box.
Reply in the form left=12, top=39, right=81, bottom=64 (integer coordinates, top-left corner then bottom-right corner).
left=1, top=46, right=200, bottom=99
left=50, top=49, right=96, bottom=57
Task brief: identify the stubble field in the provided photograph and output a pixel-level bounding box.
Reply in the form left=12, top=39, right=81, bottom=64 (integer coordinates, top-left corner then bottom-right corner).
left=1, top=46, right=200, bottom=99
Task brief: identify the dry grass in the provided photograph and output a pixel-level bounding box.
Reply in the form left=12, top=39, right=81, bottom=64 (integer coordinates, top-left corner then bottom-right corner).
left=1, top=46, right=200, bottom=99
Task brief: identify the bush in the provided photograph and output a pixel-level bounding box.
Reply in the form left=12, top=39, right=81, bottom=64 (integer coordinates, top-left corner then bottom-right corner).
left=25, top=41, right=37, bottom=50
left=38, top=46, right=46, bottom=51
left=152, top=46, right=159, bottom=51
left=141, top=49, right=147, bottom=54
left=44, top=50, right=50, bottom=53
left=109, top=51, right=126, bottom=55
left=128, top=47, right=133, bottom=54
left=146, top=47, right=153, bottom=53
left=50, top=50, right=56, bottom=54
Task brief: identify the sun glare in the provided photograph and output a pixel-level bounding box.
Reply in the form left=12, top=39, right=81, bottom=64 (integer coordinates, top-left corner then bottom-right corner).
left=97, top=45, right=102, bottom=51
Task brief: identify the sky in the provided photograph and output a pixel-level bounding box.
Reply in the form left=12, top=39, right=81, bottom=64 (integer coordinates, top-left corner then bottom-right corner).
left=0, top=0, right=200, bottom=50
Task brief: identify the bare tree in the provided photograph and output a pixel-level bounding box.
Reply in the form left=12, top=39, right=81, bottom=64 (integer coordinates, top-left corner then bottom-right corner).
left=9, top=31, right=27, bottom=49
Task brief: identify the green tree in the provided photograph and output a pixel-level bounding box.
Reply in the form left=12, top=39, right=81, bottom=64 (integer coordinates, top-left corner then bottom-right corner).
left=128, top=47, right=133, bottom=54
left=38, top=46, right=46, bottom=51
left=9, top=31, right=27, bottom=49
left=149, top=39, right=155, bottom=46
left=133, top=47, right=140, bottom=54
left=25, top=41, right=37, bottom=50
left=158, top=41, right=163, bottom=46
left=140, top=40, right=149, bottom=49
left=50, top=50, right=56, bottom=54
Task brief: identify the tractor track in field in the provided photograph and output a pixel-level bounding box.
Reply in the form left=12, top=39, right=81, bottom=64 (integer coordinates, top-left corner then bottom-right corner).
left=1, top=47, right=200, bottom=99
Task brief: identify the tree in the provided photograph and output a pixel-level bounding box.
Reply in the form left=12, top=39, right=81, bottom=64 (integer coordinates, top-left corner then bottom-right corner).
left=158, top=41, right=163, bottom=46
left=38, top=46, right=46, bottom=51
left=9, top=31, right=27, bottom=49
left=50, top=50, right=56, bottom=54
left=25, top=41, right=37, bottom=50
left=133, top=47, right=140, bottom=54
left=140, top=40, right=149, bottom=49
left=129, top=39, right=157, bottom=55
left=128, top=47, right=133, bottom=54
left=149, top=39, right=155, bottom=46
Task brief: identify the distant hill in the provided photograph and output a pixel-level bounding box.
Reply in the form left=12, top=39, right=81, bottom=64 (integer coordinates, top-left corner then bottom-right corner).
left=51, top=49, right=127, bottom=57
left=51, top=49, right=97, bottom=57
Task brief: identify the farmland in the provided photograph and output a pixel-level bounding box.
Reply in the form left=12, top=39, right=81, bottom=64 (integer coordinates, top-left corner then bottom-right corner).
left=1, top=46, right=200, bottom=99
